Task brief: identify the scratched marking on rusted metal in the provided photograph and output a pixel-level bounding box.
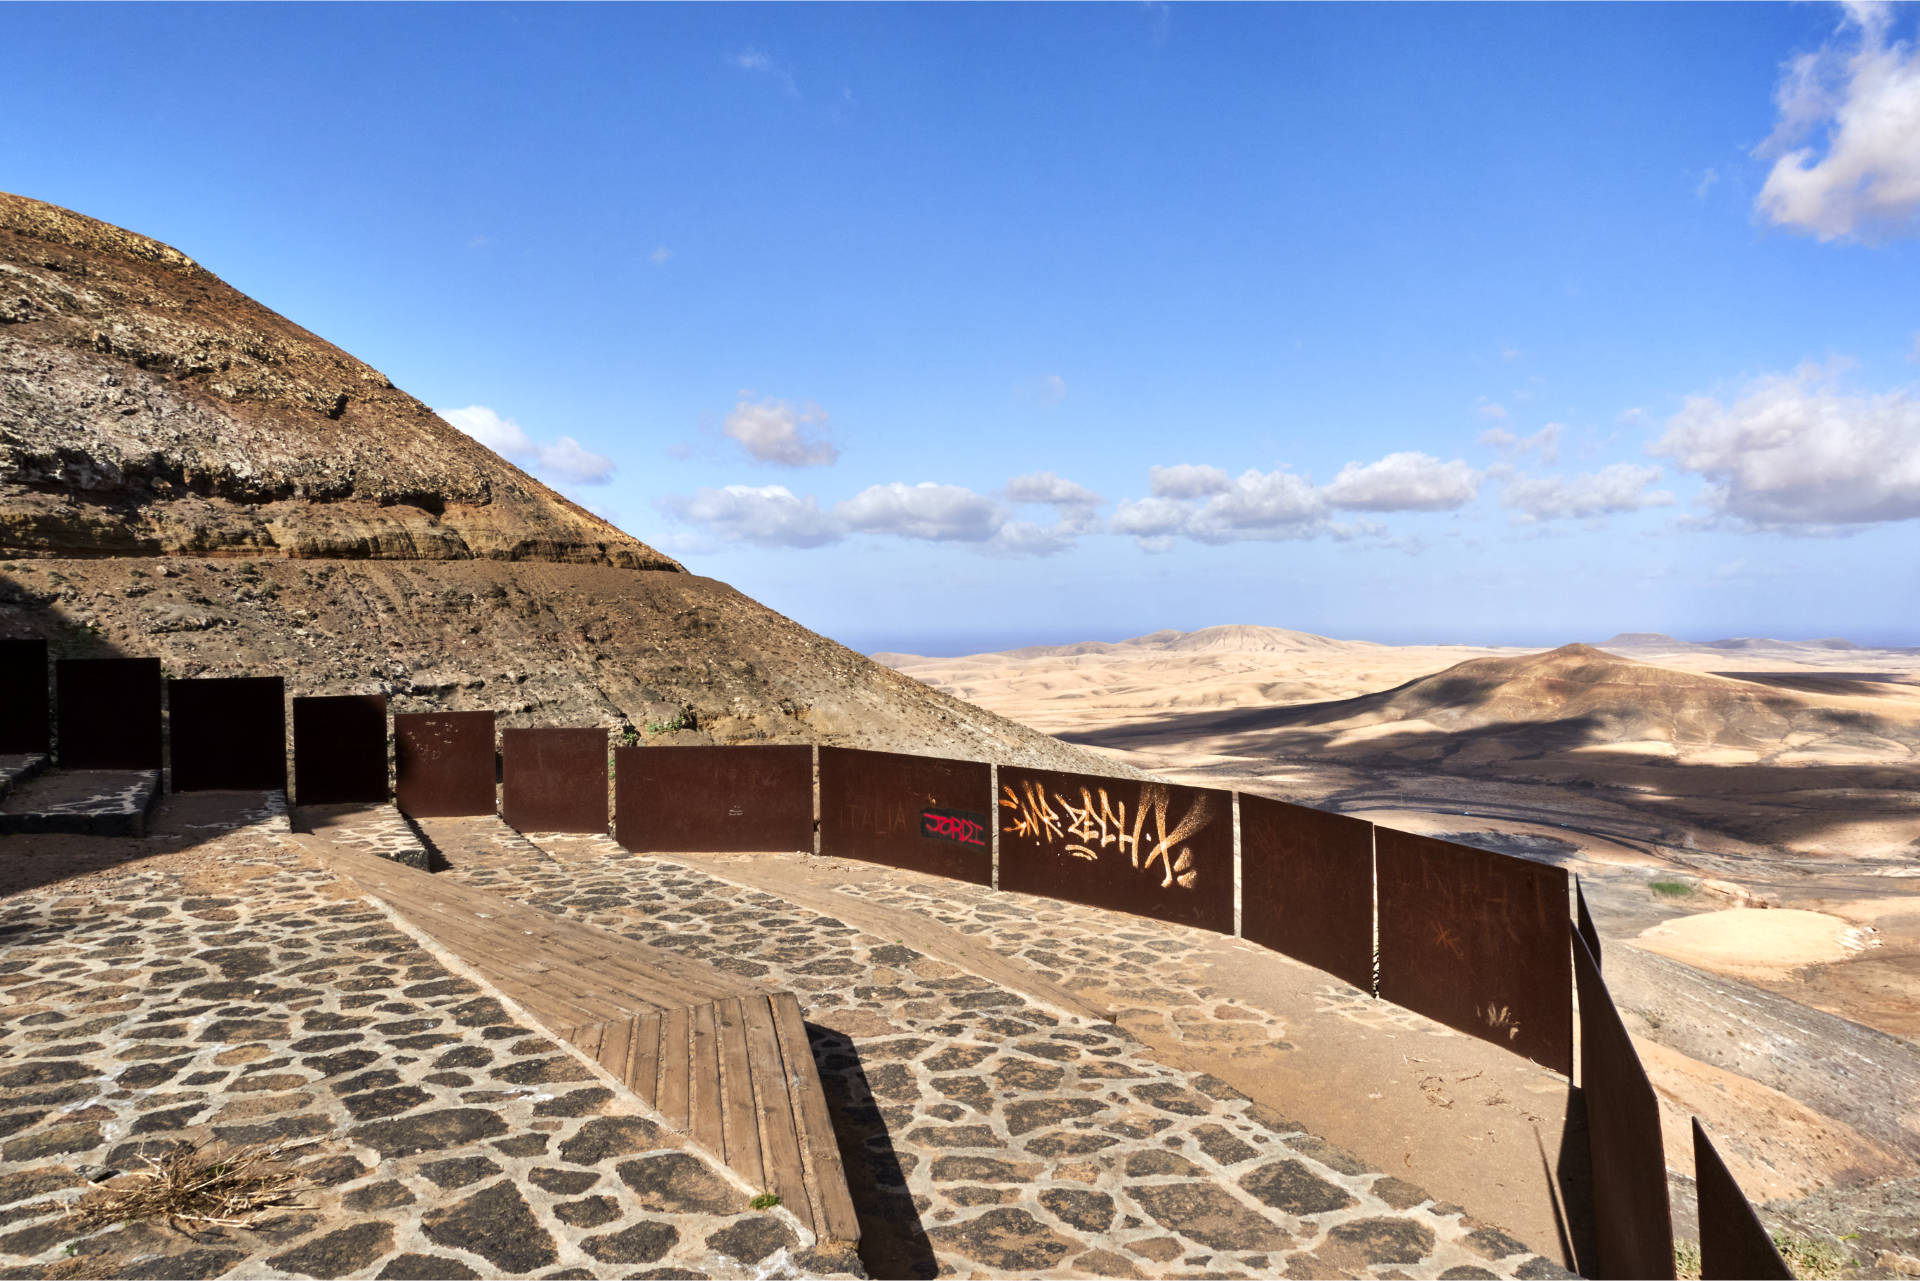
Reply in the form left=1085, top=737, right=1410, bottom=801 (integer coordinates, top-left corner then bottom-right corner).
left=1574, top=929, right=1675, bottom=1280
left=501, top=727, right=609, bottom=834
left=817, top=746, right=991, bottom=885
left=613, top=745, right=812, bottom=853
left=0, top=639, right=49, bottom=755
left=1375, top=828, right=1572, bottom=1074
left=394, top=711, right=497, bottom=818
left=1693, top=1118, right=1790, bottom=1280
left=1239, top=792, right=1375, bottom=992
left=55, top=658, right=162, bottom=770
left=167, top=677, right=286, bottom=792
left=293, top=694, right=389, bottom=805
left=995, top=765, right=1233, bottom=934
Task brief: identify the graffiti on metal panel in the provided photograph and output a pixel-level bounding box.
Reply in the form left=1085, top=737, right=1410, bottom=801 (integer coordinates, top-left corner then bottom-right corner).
left=921, top=807, right=988, bottom=847
left=1000, top=780, right=1213, bottom=889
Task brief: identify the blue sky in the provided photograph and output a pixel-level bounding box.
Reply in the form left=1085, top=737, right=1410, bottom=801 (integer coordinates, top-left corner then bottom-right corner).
left=9, top=2, right=1920, bottom=653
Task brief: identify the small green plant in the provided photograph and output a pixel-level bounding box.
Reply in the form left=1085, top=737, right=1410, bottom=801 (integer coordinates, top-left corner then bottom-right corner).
left=1771, top=1232, right=1853, bottom=1280
left=749, top=1192, right=781, bottom=1211
left=1673, top=1240, right=1702, bottom=1280
left=646, top=713, right=692, bottom=734
left=617, top=725, right=640, bottom=748
left=1649, top=880, right=1694, bottom=899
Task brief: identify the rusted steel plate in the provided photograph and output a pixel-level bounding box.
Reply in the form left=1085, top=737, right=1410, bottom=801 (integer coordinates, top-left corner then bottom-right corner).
left=1577, top=875, right=1603, bottom=972
left=996, top=766, right=1233, bottom=933
left=818, top=746, right=991, bottom=884
left=1375, top=829, right=1571, bottom=1074
left=1574, top=930, right=1676, bottom=1280
left=394, top=711, right=496, bottom=818
left=1239, top=793, right=1375, bottom=992
left=0, top=639, right=50, bottom=754
left=1693, top=1118, right=1790, bottom=1280
left=167, top=677, right=287, bottom=792
left=614, top=745, right=812, bottom=853
left=55, top=658, right=162, bottom=770
left=502, top=728, right=609, bottom=834
left=293, top=694, right=389, bottom=805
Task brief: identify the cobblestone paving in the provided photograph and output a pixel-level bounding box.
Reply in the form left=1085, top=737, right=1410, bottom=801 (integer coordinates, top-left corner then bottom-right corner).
left=0, top=801, right=855, bottom=1280
left=426, top=821, right=1569, bottom=1281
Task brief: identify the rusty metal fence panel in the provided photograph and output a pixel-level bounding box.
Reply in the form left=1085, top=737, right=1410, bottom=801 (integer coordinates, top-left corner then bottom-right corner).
left=0, top=639, right=49, bottom=754
left=1692, top=1119, right=1790, bottom=1280
left=168, top=677, right=287, bottom=791
left=1574, top=930, right=1675, bottom=1280
left=1375, top=829, right=1572, bottom=1074
left=996, top=766, right=1234, bottom=933
left=502, top=728, right=609, bottom=834
left=293, top=694, right=390, bottom=805
left=56, top=658, right=162, bottom=770
left=1577, top=875, right=1603, bottom=971
left=1239, top=793, right=1375, bottom=992
left=614, top=745, right=812, bottom=853
left=818, top=747, right=992, bottom=884
left=394, top=711, right=496, bottom=818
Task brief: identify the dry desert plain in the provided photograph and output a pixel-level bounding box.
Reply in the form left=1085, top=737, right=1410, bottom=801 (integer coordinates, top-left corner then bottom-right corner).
left=879, top=626, right=1920, bottom=1249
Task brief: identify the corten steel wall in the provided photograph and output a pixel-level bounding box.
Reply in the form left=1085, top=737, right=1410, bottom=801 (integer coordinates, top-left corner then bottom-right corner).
left=394, top=711, right=497, bottom=818
left=614, top=745, right=813, bottom=853
left=1692, top=1119, right=1791, bottom=1281
left=0, top=639, right=50, bottom=754
left=1573, top=930, right=1676, bottom=1280
left=996, top=766, right=1234, bottom=934
left=167, top=677, right=287, bottom=792
left=817, top=747, right=992, bottom=884
left=1576, top=876, right=1603, bottom=971
left=1375, top=829, right=1572, bottom=1075
left=293, top=695, right=390, bottom=805
left=501, top=728, right=609, bottom=834
left=55, top=658, right=162, bottom=770
left=1239, top=793, right=1375, bottom=992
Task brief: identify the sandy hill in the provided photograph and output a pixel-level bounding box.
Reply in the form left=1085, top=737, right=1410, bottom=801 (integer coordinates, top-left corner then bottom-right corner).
left=0, top=191, right=1119, bottom=770
left=1101, top=642, right=1920, bottom=768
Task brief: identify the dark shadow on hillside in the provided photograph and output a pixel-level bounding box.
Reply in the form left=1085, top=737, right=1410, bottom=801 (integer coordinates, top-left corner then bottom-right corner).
left=804, top=1020, right=937, bottom=1280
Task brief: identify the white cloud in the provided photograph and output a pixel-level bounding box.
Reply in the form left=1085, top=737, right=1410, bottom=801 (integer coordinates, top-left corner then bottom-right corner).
left=1501, top=464, right=1675, bottom=523
left=1755, top=1, right=1920, bottom=242
left=729, top=46, right=800, bottom=96
left=838, top=482, right=1002, bottom=542
left=1323, top=451, right=1480, bottom=511
left=1041, top=374, right=1067, bottom=403
left=438, top=405, right=616, bottom=485
left=649, top=246, right=671, bottom=266
left=1651, top=361, right=1920, bottom=524
left=723, top=396, right=839, bottom=467
left=662, top=485, right=842, bottom=548
left=1185, top=469, right=1327, bottom=543
left=1696, top=167, right=1721, bottom=200
left=1476, top=398, right=1509, bottom=422
left=1111, top=497, right=1192, bottom=538
left=1478, top=422, right=1563, bottom=465
left=1147, top=463, right=1232, bottom=498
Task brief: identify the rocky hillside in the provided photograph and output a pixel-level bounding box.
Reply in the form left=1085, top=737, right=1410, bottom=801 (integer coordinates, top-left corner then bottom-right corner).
left=0, top=191, right=1125, bottom=771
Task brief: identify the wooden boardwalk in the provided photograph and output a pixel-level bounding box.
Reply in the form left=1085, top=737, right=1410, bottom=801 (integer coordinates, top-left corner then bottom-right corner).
left=314, top=844, right=859, bottom=1246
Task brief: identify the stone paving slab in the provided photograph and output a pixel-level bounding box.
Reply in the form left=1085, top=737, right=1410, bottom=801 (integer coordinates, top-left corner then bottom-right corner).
left=417, top=820, right=1572, bottom=1281
left=0, top=769, right=160, bottom=837
left=0, top=797, right=859, bottom=1280
left=294, top=805, right=431, bottom=870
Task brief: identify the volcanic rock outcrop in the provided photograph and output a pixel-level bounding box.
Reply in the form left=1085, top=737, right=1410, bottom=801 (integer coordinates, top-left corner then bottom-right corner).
left=0, top=191, right=1118, bottom=769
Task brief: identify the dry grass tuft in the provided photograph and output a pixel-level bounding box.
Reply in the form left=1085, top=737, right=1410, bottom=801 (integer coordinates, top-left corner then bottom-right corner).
left=64, top=1141, right=310, bottom=1233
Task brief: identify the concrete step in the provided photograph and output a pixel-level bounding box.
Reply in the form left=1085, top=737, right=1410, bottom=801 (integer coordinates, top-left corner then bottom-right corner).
left=0, top=767, right=160, bottom=836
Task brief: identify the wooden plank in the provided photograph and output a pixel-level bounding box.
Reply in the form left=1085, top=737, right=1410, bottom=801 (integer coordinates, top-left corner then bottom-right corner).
left=716, top=998, right=764, bottom=1192
left=596, top=1015, right=633, bottom=1086
left=743, top=994, right=814, bottom=1235
left=658, top=1006, right=690, bottom=1132
left=571, top=1021, right=605, bottom=1062
left=770, top=992, right=861, bottom=1245
left=630, top=1012, right=660, bottom=1107
left=689, top=1003, right=725, bottom=1157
